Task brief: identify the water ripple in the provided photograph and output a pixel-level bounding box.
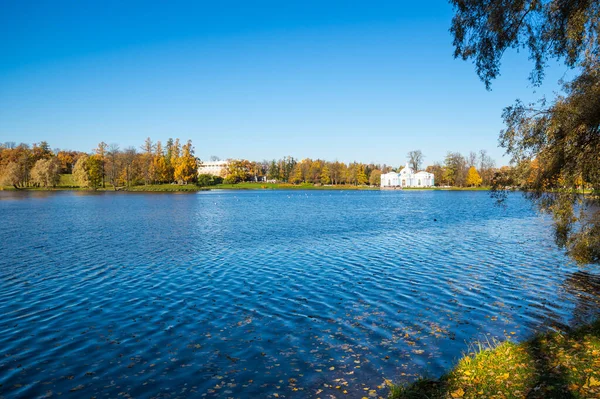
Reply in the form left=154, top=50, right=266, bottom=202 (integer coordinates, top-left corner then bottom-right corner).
left=0, top=190, right=599, bottom=398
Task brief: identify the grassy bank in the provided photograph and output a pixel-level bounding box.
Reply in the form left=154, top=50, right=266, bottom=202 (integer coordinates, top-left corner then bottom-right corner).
left=126, top=184, right=205, bottom=192
left=212, top=182, right=377, bottom=190
left=1, top=175, right=492, bottom=192
left=391, top=320, right=600, bottom=399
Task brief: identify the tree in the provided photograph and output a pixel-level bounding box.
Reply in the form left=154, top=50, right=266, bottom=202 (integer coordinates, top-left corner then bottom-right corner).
left=87, top=155, right=103, bottom=189
left=356, top=164, right=368, bottom=185
left=30, top=158, right=61, bottom=187
left=451, top=0, right=600, bottom=263
left=320, top=165, right=331, bottom=185
left=466, top=166, right=483, bottom=187
left=72, top=155, right=89, bottom=188
left=407, top=150, right=424, bottom=172
left=444, top=152, right=467, bottom=187
left=106, top=144, right=121, bottom=190
left=426, top=163, right=445, bottom=187
left=267, top=160, right=280, bottom=181
left=95, top=142, right=107, bottom=188
left=0, top=162, right=25, bottom=188
left=151, top=141, right=169, bottom=183
left=173, top=140, right=198, bottom=184
left=121, top=147, right=137, bottom=188
left=450, top=0, right=600, bottom=89
left=290, top=163, right=303, bottom=184
left=369, top=169, right=382, bottom=186
left=478, top=149, right=496, bottom=186
left=140, top=137, right=154, bottom=185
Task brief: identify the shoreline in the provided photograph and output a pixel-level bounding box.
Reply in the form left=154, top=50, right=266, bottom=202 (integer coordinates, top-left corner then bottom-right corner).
left=391, top=319, right=600, bottom=399
left=1, top=183, right=492, bottom=193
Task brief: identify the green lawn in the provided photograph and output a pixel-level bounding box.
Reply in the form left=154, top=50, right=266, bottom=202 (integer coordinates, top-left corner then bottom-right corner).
left=212, top=182, right=377, bottom=190
left=390, top=320, right=600, bottom=399
left=0, top=176, right=492, bottom=192
left=126, top=184, right=205, bottom=192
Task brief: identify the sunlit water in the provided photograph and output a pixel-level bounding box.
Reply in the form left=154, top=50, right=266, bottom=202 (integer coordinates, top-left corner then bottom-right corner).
left=1, top=190, right=599, bottom=398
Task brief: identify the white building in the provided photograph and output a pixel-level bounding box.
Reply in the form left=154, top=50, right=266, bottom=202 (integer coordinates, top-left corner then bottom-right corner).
left=198, top=160, right=229, bottom=177
left=381, top=163, right=434, bottom=188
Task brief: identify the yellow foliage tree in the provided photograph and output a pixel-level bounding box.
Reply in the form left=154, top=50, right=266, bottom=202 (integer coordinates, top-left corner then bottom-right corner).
left=466, top=165, right=483, bottom=187
left=173, top=141, right=198, bottom=184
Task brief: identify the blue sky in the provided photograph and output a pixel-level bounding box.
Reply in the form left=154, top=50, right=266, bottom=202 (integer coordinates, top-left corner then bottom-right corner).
left=0, top=0, right=571, bottom=166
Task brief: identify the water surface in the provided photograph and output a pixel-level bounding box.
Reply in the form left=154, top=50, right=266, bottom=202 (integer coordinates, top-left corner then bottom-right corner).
left=0, top=190, right=598, bottom=398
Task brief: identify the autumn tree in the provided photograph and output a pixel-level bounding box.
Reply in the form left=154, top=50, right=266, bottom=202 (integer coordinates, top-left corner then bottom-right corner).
left=320, top=165, right=331, bottom=185
left=173, top=140, right=198, bottom=184
left=426, top=163, right=445, bottom=187
left=466, top=166, right=483, bottom=187
left=369, top=169, right=382, bottom=186
left=1, top=162, right=26, bottom=188
left=451, top=0, right=600, bottom=263
left=356, top=164, right=368, bottom=185
left=224, top=159, right=251, bottom=184
left=72, top=155, right=90, bottom=188
left=30, top=158, right=61, bottom=187
left=86, top=155, right=104, bottom=189
left=290, top=163, right=303, bottom=184
left=151, top=141, right=169, bottom=183
left=56, top=151, right=79, bottom=173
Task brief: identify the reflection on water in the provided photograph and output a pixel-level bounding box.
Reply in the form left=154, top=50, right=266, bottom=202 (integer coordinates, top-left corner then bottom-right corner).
left=563, top=271, right=600, bottom=325
left=0, top=190, right=598, bottom=398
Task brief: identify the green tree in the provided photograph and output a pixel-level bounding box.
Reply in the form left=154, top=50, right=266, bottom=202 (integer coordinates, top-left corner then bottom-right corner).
left=86, top=155, right=103, bottom=190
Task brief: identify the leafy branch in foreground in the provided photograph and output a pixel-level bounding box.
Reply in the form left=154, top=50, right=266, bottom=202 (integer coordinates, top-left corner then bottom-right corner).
left=496, top=63, right=600, bottom=264
left=451, top=0, right=600, bottom=264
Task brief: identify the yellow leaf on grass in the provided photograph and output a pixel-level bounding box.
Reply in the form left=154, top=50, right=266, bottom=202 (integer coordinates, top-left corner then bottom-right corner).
left=451, top=387, right=465, bottom=398
left=589, top=377, right=600, bottom=387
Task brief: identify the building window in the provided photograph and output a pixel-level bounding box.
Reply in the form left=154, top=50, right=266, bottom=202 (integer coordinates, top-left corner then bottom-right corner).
left=418, top=179, right=421, bottom=186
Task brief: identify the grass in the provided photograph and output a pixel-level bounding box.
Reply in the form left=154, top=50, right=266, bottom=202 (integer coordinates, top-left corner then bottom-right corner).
left=390, top=319, right=600, bottom=399
left=212, top=182, right=377, bottom=190
left=126, top=184, right=205, bottom=192
left=0, top=175, right=492, bottom=192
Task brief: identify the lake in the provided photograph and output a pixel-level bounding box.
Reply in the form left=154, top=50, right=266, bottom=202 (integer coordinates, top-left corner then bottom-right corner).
left=0, top=190, right=599, bottom=398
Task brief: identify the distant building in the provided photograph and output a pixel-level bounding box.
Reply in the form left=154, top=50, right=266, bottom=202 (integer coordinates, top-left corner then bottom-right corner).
left=381, top=163, right=434, bottom=188
left=198, top=160, right=229, bottom=177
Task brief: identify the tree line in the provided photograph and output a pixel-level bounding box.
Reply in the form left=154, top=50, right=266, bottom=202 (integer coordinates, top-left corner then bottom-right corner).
left=1, top=139, right=501, bottom=189
left=0, top=138, right=198, bottom=189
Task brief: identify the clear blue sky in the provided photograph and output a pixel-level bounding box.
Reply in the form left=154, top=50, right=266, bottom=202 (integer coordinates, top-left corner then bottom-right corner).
left=0, top=0, right=571, bottom=166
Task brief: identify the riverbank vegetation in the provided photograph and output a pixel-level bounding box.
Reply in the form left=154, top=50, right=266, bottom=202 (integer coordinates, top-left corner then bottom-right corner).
left=391, top=320, right=600, bottom=399
left=0, top=137, right=501, bottom=191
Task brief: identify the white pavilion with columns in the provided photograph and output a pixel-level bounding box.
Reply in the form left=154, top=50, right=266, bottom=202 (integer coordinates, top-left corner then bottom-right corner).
left=380, top=163, right=434, bottom=188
